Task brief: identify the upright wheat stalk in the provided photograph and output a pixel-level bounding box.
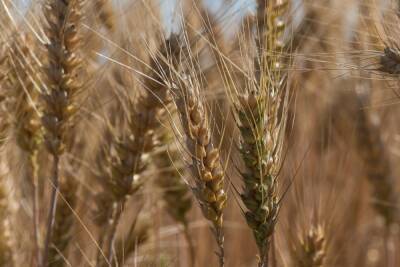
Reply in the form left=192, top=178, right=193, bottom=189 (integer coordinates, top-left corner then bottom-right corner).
left=41, top=1, right=85, bottom=266
left=233, top=1, right=289, bottom=266
left=353, top=44, right=399, bottom=224
left=355, top=97, right=398, bottom=225
left=47, top=178, right=77, bottom=267
left=6, top=34, right=42, bottom=265
left=114, top=215, right=149, bottom=267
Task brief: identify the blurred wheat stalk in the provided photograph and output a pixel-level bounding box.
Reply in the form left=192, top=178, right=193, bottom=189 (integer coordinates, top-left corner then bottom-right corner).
left=0, top=0, right=399, bottom=266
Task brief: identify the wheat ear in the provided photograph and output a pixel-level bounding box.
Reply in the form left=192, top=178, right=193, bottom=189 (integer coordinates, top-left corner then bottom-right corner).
left=41, top=1, right=85, bottom=266
left=233, top=1, right=289, bottom=266
left=6, top=34, right=42, bottom=265
left=93, top=37, right=180, bottom=265
left=355, top=98, right=398, bottom=225
left=295, top=226, right=326, bottom=267
left=170, top=68, right=227, bottom=266
left=93, top=127, right=144, bottom=266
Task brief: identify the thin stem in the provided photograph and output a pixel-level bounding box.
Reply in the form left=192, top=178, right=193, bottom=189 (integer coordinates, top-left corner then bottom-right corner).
left=216, top=227, right=224, bottom=267
left=31, top=150, right=41, bottom=266
left=41, top=155, right=60, bottom=267
left=106, top=200, right=126, bottom=265
left=95, top=230, right=106, bottom=267
left=259, top=242, right=270, bottom=267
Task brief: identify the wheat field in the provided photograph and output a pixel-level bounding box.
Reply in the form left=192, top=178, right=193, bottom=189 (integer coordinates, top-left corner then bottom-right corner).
left=0, top=0, right=399, bottom=266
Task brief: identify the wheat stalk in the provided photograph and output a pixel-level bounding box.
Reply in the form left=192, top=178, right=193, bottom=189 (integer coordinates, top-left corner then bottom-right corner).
left=41, top=1, right=85, bottom=266
left=355, top=97, right=398, bottom=225
left=114, top=214, right=149, bottom=266
left=170, top=65, right=227, bottom=266
left=294, top=225, right=326, bottom=267
left=93, top=125, right=145, bottom=266
left=93, top=37, right=181, bottom=265
left=47, top=178, right=77, bottom=267
left=6, top=33, right=43, bottom=265
left=229, top=1, right=289, bottom=266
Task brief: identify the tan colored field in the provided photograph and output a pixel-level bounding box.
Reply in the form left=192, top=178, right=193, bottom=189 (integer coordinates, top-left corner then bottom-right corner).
left=0, top=0, right=399, bottom=266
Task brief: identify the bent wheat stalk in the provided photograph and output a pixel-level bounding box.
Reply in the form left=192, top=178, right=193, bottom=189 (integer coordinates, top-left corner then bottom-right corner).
left=94, top=37, right=181, bottom=266
left=170, top=68, right=227, bottom=266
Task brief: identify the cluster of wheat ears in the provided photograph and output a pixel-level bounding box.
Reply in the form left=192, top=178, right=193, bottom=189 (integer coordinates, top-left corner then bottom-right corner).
left=1, top=0, right=400, bottom=266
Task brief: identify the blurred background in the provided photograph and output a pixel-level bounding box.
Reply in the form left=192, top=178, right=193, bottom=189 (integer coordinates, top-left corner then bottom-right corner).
left=1, top=0, right=400, bottom=266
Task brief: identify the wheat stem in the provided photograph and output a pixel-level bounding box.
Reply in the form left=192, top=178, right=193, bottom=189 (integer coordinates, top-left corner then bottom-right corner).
left=47, top=177, right=77, bottom=267
left=105, top=201, right=125, bottom=265
left=233, top=1, right=289, bottom=265
left=30, top=151, right=41, bottom=265
left=171, top=69, right=227, bottom=266
left=40, top=0, right=85, bottom=264
left=42, top=155, right=60, bottom=267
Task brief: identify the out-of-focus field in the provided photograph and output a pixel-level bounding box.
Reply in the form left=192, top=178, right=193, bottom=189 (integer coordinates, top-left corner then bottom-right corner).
left=1, top=0, right=400, bottom=266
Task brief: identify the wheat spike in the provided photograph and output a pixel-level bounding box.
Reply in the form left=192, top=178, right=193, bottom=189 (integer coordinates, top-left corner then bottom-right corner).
left=6, top=33, right=43, bottom=265
left=93, top=37, right=181, bottom=265
left=171, top=66, right=227, bottom=266
left=355, top=98, right=398, bottom=225
left=234, top=1, right=289, bottom=266
left=41, top=0, right=85, bottom=156
left=295, top=226, right=326, bottom=267
left=41, top=0, right=85, bottom=266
